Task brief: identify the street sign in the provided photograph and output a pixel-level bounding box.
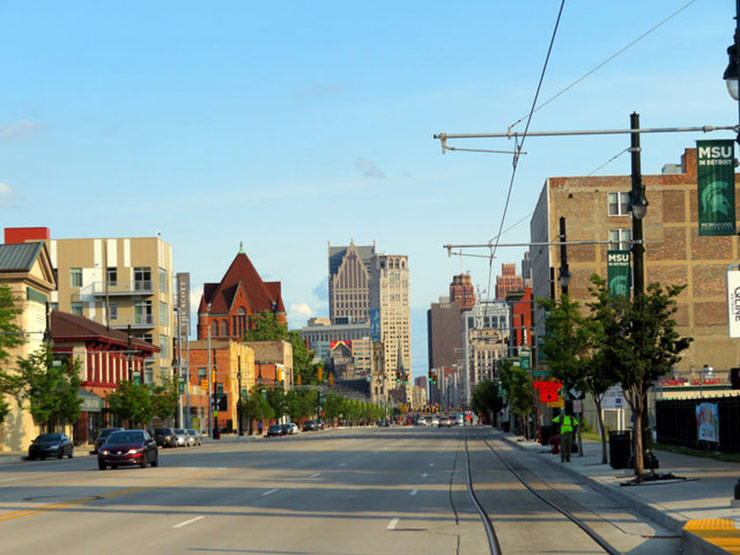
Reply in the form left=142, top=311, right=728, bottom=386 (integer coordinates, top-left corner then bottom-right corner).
left=534, top=380, right=562, bottom=390
left=569, top=387, right=583, bottom=400
left=532, top=370, right=549, bottom=376
left=573, top=400, right=583, bottom=413
left=178, top=381, right=185, bottom=394
left=540, top=390, right=558, bottom=402
left=547, top=399, right=565, bottom=408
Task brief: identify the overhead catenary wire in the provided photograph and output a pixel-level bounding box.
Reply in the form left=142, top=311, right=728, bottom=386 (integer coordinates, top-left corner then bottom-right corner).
left=507, top=0, right=698, bottom=131
left=484, top=0, right=566, bottom=313
left=588, top=147, right=630, bottom=176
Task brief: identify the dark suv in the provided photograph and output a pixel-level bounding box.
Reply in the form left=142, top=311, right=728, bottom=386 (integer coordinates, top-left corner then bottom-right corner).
left=153, top=427, right=177, bottom=447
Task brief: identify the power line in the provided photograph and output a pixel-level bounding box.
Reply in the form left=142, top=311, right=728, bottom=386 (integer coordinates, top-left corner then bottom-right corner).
left=508, top=0, right=698, bottom=131
left=588, top=148, right=630, bottom=176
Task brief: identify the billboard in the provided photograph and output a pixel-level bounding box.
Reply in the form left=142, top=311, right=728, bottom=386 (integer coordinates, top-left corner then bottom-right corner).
left=696, top=402, right=719, bottom=443
left=697, top=140, right=736, bottom=236
left=176, top=273, right=190, bottom=338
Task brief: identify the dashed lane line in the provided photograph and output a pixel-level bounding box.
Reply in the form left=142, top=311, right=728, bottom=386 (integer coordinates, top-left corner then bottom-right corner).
left=387, top=518, right=399, bottom=530
left=173, top=516, right=204, bottom=528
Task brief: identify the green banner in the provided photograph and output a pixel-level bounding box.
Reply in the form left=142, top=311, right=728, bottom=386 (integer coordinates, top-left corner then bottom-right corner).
left=607, top=250, right=631, bottom=297
left=697, top=140, right=736, bottom=236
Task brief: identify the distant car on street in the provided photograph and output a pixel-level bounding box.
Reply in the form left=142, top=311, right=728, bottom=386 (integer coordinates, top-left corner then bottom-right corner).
left=93, top=427, right=123, bottom=454
left=153, top=427, right=177, bottom=447
left=430, top=417, right=440, bottom=426
left=438, top=416, right=452, bottom=427
left=173, top=428, right=190, bottom=447
left=266, top=424, right=285, bottom=437
left=98, top=429, right=158, bottom=470
left=186, top=429, right=202, bottom=446
left=282, top=423, right=299, bottom=435
left=377, top=419, right=390, bottom=427
left=28, top=433, right=74, bottom=460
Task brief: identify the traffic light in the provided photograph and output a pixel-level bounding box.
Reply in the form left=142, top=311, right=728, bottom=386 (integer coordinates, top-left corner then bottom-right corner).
left=396, top=371, right=401, bottom=383
left=296, top=373, right=302, bottom=385
left=318, top=367, right=323, bottom=382
left=328, top=373, right=334, bottom=386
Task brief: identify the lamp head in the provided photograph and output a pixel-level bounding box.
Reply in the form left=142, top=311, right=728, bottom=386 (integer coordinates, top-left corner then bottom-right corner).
left=629, top=188, right=648, bottom=220
left=724, top=44, right=740, bottom=100
left=558, top=265, right=571, bottom=289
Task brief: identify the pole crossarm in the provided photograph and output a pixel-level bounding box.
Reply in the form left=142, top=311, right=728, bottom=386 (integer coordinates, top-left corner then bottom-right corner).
left=434, top=124, right=737, bottom=143
left=445, top=239, right=617, bottom=252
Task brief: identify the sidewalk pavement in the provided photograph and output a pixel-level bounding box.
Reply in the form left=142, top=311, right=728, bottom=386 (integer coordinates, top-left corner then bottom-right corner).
left=500, top=430, right=740, bottom=555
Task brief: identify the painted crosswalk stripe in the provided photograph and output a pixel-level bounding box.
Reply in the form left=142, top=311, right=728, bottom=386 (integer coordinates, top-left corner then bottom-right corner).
left=339, top=463, right=346, bottom=467
left=387, top=517, right=399, bottom=530
left=410, top=489, right=418, bottom=496
left=422, top=473, right=429, bottom=478
left=309, top=472, right=321, bottom=478
left=262, top=489, right=279, bottom=496
left=173, top=516, right=204, bottom=528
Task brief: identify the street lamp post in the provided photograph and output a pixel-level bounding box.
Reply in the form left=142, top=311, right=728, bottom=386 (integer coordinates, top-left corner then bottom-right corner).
left=558, top=216, right=571, bottom=296
left=237, top=355, right=243, bottom=436
left=724, top=0, right=740, bottom=144
left=207, top=302, right=212, bottom=440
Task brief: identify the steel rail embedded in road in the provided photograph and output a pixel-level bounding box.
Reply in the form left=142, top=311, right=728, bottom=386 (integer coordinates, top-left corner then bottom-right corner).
left=464, top=434, right=501, bottom=555
left=481, top=436, right=619, bottom=555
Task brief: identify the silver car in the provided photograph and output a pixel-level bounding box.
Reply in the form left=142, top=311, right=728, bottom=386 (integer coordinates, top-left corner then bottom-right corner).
left=173, top=428, right=189, bottom=447
left=186, top=429, right=202, bottom=446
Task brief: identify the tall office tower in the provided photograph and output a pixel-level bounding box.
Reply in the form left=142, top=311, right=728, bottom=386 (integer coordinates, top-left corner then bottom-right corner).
left=369, top=253, right=410, bottom=386
left=427, top=296, right=462, bottom=370
left=449, top=273, right=475, bottom=311
left=49, top=234, right=174, bottom=384
left=521, top=251, right=533, bottom=289
left=495, top=263, right=524, bottom=300
left=328, top=240, right=376, bottom=324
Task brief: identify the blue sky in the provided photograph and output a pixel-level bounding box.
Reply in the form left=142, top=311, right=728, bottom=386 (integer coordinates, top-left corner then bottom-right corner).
left=0, top=1, right=735, bottom=376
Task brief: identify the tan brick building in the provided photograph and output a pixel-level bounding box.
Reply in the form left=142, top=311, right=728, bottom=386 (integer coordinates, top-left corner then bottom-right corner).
left=531, top=147, right=740, bottom=376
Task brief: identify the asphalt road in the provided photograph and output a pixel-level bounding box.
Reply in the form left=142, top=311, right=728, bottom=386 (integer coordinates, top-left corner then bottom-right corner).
left=0, top=427, right=680, bottom=554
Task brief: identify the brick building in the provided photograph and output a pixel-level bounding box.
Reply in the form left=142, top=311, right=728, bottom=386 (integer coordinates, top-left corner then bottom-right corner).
left=495, top=263, right=524, bottom=300
left=449, top=273, right=475, bottom=310
left=530, top=147, right=740, bottom=376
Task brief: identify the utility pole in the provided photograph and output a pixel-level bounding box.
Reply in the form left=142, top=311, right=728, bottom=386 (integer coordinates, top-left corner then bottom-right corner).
left=237, top=355, right=242, bottom=435
left=558, top=216, right=570, bottom=296
left=207, top=302, right=212, bottom=439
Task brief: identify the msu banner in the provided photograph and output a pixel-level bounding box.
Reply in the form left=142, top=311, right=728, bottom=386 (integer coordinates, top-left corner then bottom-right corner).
left=697, top=140, right=736, bottom=236
left=607, top=250, right=630, bottom=297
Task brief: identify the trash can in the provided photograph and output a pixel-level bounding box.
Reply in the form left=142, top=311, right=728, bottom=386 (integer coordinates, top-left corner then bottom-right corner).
left=609, top=430, right=631, bottom=469
left=539, top=425, right=552, bottom=446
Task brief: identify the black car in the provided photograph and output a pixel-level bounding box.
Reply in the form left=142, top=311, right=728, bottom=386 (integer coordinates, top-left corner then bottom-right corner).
left=153, top=427, right=177, bottom=447
left=28, top=433, right=74, bottom=460
left=93, top=427, right=123, bottom=454
left=266, top=424, right=285, bottom=437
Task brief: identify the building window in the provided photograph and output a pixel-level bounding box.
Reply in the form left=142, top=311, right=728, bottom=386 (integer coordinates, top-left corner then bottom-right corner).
left=211, top=320, right=218, bottom=336
left=135, top=300, right=152, bottom=325
left=609, top=228, right=632, bottom=251
left=608, top=192, right=630, bottom=216
left=159, top=301, right=168, bottom=326
left=70, top=268, right=82, bottom=288
left=198, top=368, right=207, bottom=382
left=221, top=320, right=229, bottom=336
left=71, top=302, right=83, bottom=316
left=134, top=267, right=151, bottom=291
left=109, top=302, right=118, bottom=321
left=159, top=335, right=168, bottom=359
left=107, top=267, right=117, bottom=287
left=159, top=268, right=168, bottom=294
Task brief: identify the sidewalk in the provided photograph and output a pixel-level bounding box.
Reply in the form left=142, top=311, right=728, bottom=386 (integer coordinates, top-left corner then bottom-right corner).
left=500, top=430, right=740, bottom=555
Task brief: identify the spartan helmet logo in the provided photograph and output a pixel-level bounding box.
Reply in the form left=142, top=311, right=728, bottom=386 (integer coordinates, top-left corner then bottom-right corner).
left=701, top=181, right=733, bottom=217
left=609, top=275, right=629, bottom=297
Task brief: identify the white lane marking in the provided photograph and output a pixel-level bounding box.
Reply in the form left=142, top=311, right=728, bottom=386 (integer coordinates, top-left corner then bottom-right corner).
left=262, top=488, right=279, bottom=496
left=422, top=473, right=429, bottom=478
left=410, top=489, right=418, bottom=496
left=0, top=478, right=16, bottom=482
left=429, top=463, right=434, bottom=467
left=387, top=517, right=399, bottom=530
left=339, top=463, right=346, bottom=467
left=309, top=472, right=321, bottom=478
left=173, top=516, right=204, bottom=529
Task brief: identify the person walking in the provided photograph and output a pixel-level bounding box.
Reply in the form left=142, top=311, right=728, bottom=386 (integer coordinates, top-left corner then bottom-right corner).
left=552, top=409, right=578, bottom=462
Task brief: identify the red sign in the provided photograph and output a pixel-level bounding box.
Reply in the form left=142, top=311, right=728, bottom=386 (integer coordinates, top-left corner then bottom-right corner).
left=330, top=340, right=352, bottom=350
left=534, top=380, right=562, bottom=390
left=540, top=390, right=559, bottom=402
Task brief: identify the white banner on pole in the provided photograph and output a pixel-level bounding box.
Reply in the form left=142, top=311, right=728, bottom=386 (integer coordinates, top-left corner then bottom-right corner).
left=727, top=270, right=740, bottom=338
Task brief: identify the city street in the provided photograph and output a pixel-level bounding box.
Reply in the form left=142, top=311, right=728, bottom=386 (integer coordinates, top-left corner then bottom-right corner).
left=0, top=427, right=680, bottom=554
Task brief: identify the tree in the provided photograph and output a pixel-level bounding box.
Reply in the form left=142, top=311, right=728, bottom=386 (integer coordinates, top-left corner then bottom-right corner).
left=240, top=386, right=274, bottom=434
left=322, top=392, right=345, bottom=423
left=0, top=282, right=23, bottom=424
left=590, top=276, right=692, bottom=478
left=498, top=358, right=535, bottom=435
left=14, top=343, right=83, bottom=432
left=107, top=381, right=153, bottom=428
left=151, top=375, right=178, bottom=422
left=285, top=389, right=313, bottom=421
left=471, top=380, right=503, bottom=426
left=264, top=385, right=286, bottom=419
left=539, top=291, right=616, bottom=464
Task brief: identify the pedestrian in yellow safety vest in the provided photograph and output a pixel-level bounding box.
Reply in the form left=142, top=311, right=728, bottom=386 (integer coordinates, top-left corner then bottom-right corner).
left=552, top=411, right=578, bottom=462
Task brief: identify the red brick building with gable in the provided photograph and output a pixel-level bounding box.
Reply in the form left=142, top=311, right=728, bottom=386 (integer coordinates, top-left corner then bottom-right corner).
left=197, top=248, right=287, bottom=341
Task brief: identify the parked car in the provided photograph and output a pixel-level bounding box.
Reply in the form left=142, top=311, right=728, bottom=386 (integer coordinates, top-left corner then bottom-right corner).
left=28, top=433, right=74, bottom=460
left=281, top=423, right=299, bottom=435
left=377, top=419, right=390, bottom=427
left=93, top=427, right=123, bottom=454
left=153, top=427, right=177, bottom=447
left=266, top=424, right=285, bottom=437
left=98, top=429, right=159, bottom=470
left=186, top=429, right=202, bottom=446
left=430, top=417, right=440, bottom=426
left=438, top=416, right=452, bottom=427
left=302, top=420, right=324, bottom=431
left=173, top=428, right=190, bottom=447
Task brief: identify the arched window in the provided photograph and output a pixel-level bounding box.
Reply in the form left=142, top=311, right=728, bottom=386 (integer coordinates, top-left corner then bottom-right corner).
left=221, top=320, right=229, bottom=336
left=238, top=307, right=247, bottom=337
left=211, top=320, right=218, bottom=336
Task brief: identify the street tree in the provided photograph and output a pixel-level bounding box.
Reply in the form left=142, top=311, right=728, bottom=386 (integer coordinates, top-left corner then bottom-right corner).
left=106, top=381, right=153, bottom=428
left=285, top=389, right=313, bottom=421
left=264, top=385, right=286, bottom=419
left=240, top=386, right=274, bottom=434
left=322, top=392, right=345, bottom=424
left=14, top=343, right=83, bottom=432
left=0, top=282, right=23, bottom=424
left=471, top=380, right=503, bottom=426
left=151, top=375, right=178, bottom=423
left=497, top=358, right=535, bottom=435
left=539, top=291, right=616, bottom=464
left=590, top=276, right=692, bottom=478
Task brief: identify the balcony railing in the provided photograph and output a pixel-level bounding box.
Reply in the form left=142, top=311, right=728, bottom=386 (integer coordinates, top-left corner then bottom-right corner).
left=90, top=280, right=154, bottom=296
left=109, top=314, right=155, bottom=329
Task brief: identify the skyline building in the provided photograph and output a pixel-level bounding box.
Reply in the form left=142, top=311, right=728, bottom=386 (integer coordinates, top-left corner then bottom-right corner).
left=328, top=240, right=376, bottom=325
left=427, top=295, right=462, bottom=370
left=495, top=263, right=524, bottom=301
left=449, top=273, right=475, bottom=311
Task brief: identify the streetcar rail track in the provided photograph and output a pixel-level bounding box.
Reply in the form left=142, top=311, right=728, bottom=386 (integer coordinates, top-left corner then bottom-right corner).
left=463, top=431, right=619, bottom=555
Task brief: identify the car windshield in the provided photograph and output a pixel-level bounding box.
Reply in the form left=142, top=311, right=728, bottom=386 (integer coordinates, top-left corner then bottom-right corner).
left=35, top=434, right=61, bottom=442
left=175, top=429, right=186, bottom=434
left=106, top=432, right=144, bottom=444
left=187, top=429, right=197, bottom=435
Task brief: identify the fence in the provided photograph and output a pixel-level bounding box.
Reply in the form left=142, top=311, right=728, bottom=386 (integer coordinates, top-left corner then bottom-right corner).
left=656, top=396, right=740, bottom=452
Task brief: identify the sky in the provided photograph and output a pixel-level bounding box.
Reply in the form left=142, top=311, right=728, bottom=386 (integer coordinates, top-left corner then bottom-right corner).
left=0, top=1, right=735, bottom=377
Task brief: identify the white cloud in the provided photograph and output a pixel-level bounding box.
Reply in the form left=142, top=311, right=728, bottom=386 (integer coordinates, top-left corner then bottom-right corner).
left=0, top=120, right=41, bottom=139
left=289, top=302, right=314, bottom=319
left=0, top=183, right=19, bottom=207
left=355, top=158, right=385, bottom=179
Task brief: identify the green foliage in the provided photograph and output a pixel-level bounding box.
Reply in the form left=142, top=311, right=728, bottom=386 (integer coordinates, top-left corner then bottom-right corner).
left=322, top=392, right=345, bottom=421
left=264, top=385, right=286, bottom=418
left=106, top=381, right=153, bottom=428
left=471, top=380, right=503, bottom=421
left=241, top=386, right=275, bottom=424
left=14, top=343, right=83, bottom=430
left=0, top=282, right=23, bottom=424
left=151, top=375, right=178, bottom=421
left=285, top=389, right=314, bottom=421
left=498, top=358, right=535, bottom=418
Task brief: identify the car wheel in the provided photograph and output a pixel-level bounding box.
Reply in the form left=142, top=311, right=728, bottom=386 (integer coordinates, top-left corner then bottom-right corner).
left=68, top=450, right=74, bottom=459
left=140, top=453, right=148, bottom=469
left=151, top=453, right=158, bottom=467
left=98, top=461, right=106, bottom=470
left=58, top=449, right=64, bottom=459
